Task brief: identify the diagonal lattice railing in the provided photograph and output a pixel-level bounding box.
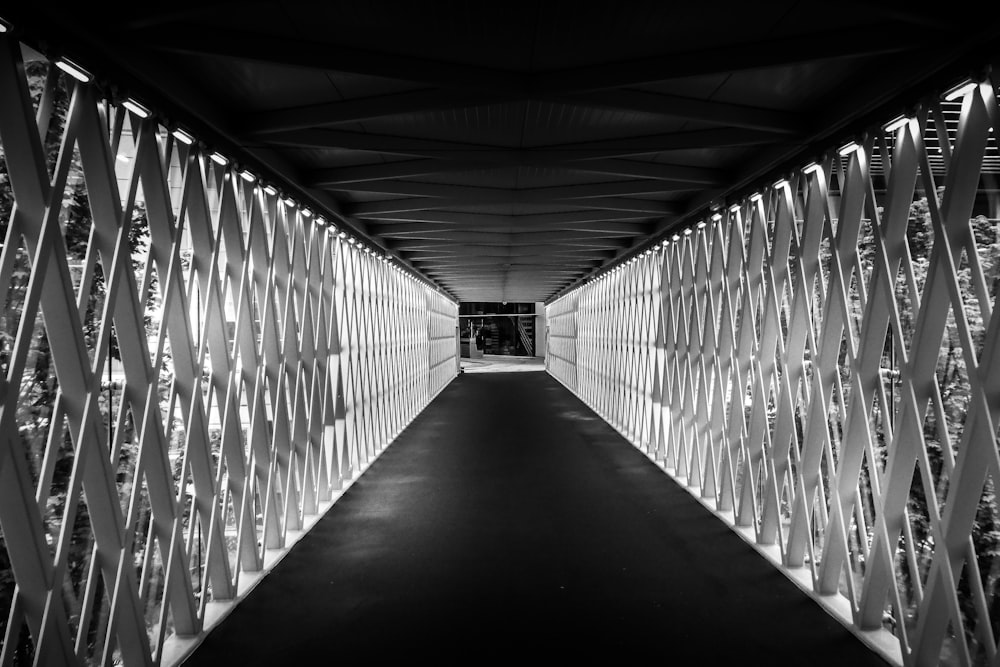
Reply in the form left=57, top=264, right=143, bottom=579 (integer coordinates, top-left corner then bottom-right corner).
left=0, top=36, right=458, bottom=666
left=548, top=72, right=1000, bottom=666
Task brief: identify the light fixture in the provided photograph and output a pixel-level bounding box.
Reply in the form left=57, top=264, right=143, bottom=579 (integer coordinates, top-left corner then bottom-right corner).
left=55, top=58, right=92, bottom=83
left=282, top=197, right=295, bottom=207
left=338, top=231, right=347, bottom=238
left=329, top=223, right=338, bottom=233
left=263, top=184, right=278, bottom=196
left=697, top=221, right=706, bottom=229
left=943, top=79, right=977, bottom=102
left=711, top=212, right=723, bottom=222
left=348, top=237, right=356, bottom=245
left=171, top=127, right=195, bottom=145
left=772, top=177, right=789, bottom=191
left=683, top=228, right=692, bottom=236
left=749, top=192, right=763, bottom=203
left=239, top=169, right=255, bottom=183
left=122, top=98, right=150, bottom=119
left=672, top=234, right=680, bottom=242
left=802, top=162, right=822, bottom=175
left=838, top=141, right=860, bottom=156
left=884, top=115, right=911, bottom=133
left=729, top=203, right=740, bottom=213
left=301, top=208, right=312, bottom=217
left=0, top=16, right=11, bottom=33
left=209, top=151, right=228, bottom=166
left=316, top=216, right=326, bottom=226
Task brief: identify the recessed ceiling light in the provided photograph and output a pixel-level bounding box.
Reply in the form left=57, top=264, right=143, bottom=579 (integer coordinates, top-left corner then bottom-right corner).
left=943, top=80, right=977, bottom=101
left=838, top=141, right=860, bottom=156
left=122, top=98, right=150, bottom=118
left=55, top=58, right=92, bottom=83
left=171, top=128, right=195, bottom=145
left=884, top=115, right=910, bottom=133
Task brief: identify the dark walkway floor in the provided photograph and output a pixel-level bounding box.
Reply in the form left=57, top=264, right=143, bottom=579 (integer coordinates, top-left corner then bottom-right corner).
left=183, top=370, right=889, bottom=665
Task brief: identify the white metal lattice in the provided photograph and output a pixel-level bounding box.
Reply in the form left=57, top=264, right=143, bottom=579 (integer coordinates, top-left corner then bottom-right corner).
left=0, top=37, right=458, bottom=666
left=548, top=75, right=1000, bottom=667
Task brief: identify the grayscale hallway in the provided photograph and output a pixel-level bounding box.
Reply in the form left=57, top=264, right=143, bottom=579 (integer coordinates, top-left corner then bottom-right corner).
left=183, top=370, right=887, bottom=665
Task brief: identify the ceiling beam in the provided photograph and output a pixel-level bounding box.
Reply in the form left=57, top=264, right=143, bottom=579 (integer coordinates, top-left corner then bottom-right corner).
left=362, top=210, right=655, bottom=225
left=373, top=220, right=650, bottom=235
left=260, top=127, right=786, bottom=159
left=242, top=89, right=510, bottom=134
left=386, top=234, right=632, bottom=248
left=415, top=256, right=601, bottom=267
left=427, top=271, right=584, bottom=279
left=403, top=247, right=617, bottom=259
left=246, top=88, right=800, bottom=135
left=440, top=276, right=574, bottom=281
left=348, top=195, right=676, bottom=216
left=555, top=89, right=803, bottom=134
left=571, top=158, right=725, bottom=184
left=310, top=159, right=492, bottom=185
left=308, top=157, right=726, bottom=186
left=330, top=179, right=692, bottom=200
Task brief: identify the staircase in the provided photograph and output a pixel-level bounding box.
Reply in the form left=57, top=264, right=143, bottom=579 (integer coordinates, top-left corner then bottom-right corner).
left=517, top=315, right=534, bottom=356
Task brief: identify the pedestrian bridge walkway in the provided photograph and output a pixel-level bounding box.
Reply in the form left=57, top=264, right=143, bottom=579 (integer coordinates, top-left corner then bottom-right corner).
left=4, top=7, right=1000, bottom=667
left=179, top=370, right=886, bottom=665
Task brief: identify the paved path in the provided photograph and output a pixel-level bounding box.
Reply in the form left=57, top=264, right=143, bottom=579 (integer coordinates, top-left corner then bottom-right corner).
left=183, top=371, right=889, bottom=665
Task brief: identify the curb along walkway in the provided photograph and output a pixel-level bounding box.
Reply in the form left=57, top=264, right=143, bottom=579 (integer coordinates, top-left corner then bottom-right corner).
left=183, top=370, right=888, bottom=665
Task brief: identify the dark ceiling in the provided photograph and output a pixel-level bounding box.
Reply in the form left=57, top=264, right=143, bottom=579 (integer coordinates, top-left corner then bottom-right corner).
left=8, top=3, right=1000, bottom=303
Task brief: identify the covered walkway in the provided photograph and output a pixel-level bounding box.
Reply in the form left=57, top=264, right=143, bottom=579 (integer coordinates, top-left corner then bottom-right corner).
left=183, top=367, right=885, bottom=665
left=4, top=5, right=1000, bottom=667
